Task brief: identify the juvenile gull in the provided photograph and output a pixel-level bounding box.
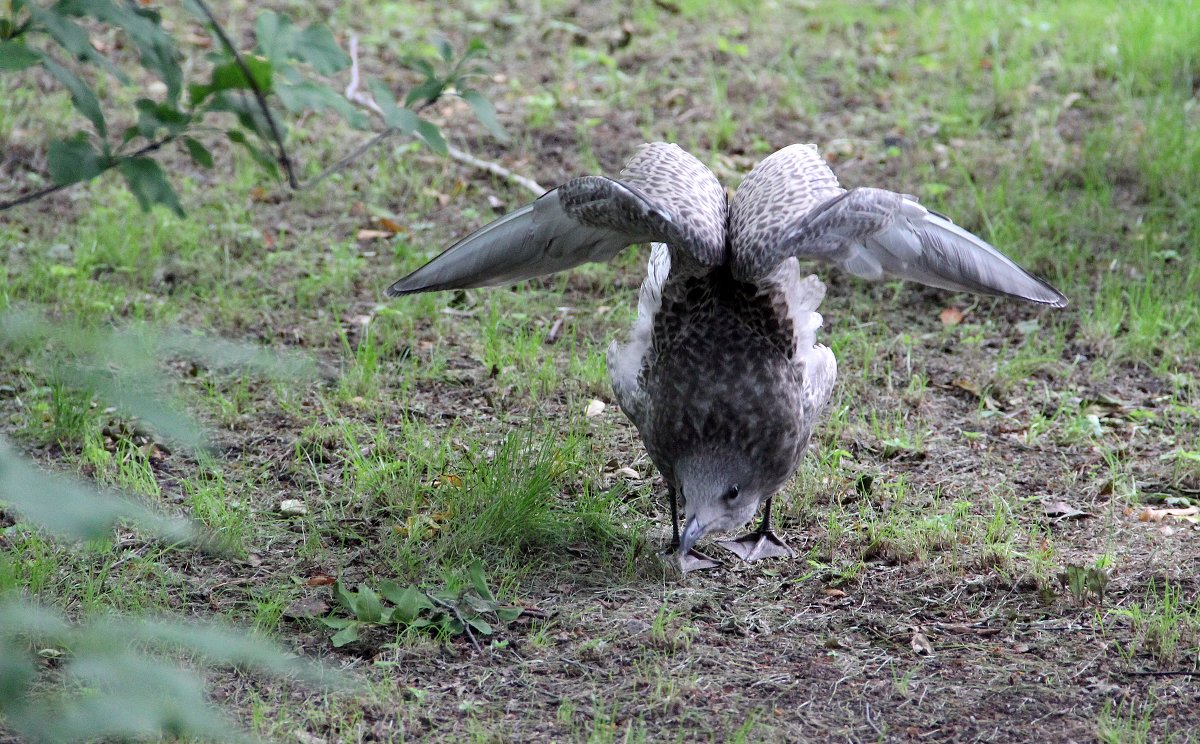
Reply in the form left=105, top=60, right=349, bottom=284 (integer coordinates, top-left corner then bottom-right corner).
left=387, top=143, right=1067, bottom=571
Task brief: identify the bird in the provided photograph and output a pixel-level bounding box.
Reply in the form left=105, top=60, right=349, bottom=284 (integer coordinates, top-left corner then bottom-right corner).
left=386, top=142, right=1067, bottom=572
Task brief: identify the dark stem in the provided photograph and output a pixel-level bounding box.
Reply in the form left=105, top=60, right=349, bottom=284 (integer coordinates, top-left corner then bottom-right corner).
left=190, top=0, right=298, bottom=189
left=0, top=136, right=172, bottom=212
left=302, top=127, right=400, bottom=192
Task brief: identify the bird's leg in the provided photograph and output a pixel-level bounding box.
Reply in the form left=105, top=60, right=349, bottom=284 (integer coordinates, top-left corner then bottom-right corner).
left=717, top=496, right=795, bottom=562
left=660, top=485, right=721, bottom=572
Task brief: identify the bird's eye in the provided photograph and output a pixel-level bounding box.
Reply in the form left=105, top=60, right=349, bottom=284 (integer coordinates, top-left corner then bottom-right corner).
left=722, top=485, right=739, bottom=503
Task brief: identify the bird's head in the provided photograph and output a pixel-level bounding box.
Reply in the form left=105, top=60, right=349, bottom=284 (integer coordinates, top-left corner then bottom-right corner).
left=676, top=453, right=764, bottom=557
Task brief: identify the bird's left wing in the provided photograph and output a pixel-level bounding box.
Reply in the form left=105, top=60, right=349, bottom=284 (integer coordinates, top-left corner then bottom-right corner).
left=729, top=144, right=1067, bottom=307
left=386, top=143, right=726, bottom=297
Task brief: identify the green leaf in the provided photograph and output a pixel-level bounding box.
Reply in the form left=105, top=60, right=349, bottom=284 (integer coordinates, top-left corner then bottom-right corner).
left=190, top=55, right=273, bottom=105
left=0, top=441, right=196, bottom=544
left=117, top=157, right=184, bottom=217
left=330, top=623, right=359, bottom=647
left=332, top=582, right=358, bottom=615
left=292, top=24, right=349, bottom=74
left=368, top=79, right=419, bottom=134
left=379, top=582, right=433, bottom=625
left=496, top=607, right=523, bottom=623
left=317, top=617, right=354, bottom=629
left=467, top=559, right=495, bottom=603
left=226, top=129, right=280, bottom=178
left=436, top=37, right=453, bottom=63
left=415, top=119, right=448, bottom=156
left=40, top=58, right=107, bottom=138
left=466, top=616, right=493, bottom=635
left=404, top=77, right=444, bottom=108
left=47, top=134, right=105, bottom=185
left=460, top=90, right=508, bottom=142
left=354, top=584, right=384, bottom=623
left=0, top=40, right=40, bottom=70
left=274, top=80, right=365, bottom=127
left=254, top=10, right=294, bottom=66
left=134, top=99, right=190, bottom=138
left=182, top=136, right=213, bottom=168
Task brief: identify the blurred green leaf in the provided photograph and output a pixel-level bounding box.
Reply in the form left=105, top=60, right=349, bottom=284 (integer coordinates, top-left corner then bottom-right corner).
left=254, top=10, right=293, bottom=66
left=226, top=128, right=280, bottom=178
left=0, top=39, right=40, bottom=69
left=190, top=55, right=273, bottom=106
left=369, top=79, right=419, bottom=134
left=0, top=441, right=196, bottom=543
left=460, top=89, right=508, bottom=142
left=40, top=57, right=107, bottom=138
left=292, top=24, right=349, bottom=74
left=133, top=98, right=190, bottom=139
left=47, top=133, right=105, bottom=185
left=182, top=136, right=214, bottom=168
left=118, top=157, right=184, bottom=217
left=275, top=80, right=366, bottom=127
left=415, top=119, right=448, bottom=155
left=330, top=623, right=359, bottom=647
left=404, top=77, right=444, bottom=108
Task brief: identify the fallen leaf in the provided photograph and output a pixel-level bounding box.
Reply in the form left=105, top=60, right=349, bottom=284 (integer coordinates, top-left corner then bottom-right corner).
left=1138, top=506, right=1200, bottom=523
left=615, top=467, right=641, bottom=480
left=433, top=473, right=464, bottom=488
left=939, top=306, right=965, bottom=326
left=1044, top=501, right=1091, bottom=521
left=911, top=628, right=934, bottom=656
left=822, top=588, right=846, bottom=598
left=377, top=217, right=403, bottom=233
left=356, top=229, right=392, bottom=241
left=306, top=575, right=336, bottom=587
left=585, top=399, right=606, bottom=417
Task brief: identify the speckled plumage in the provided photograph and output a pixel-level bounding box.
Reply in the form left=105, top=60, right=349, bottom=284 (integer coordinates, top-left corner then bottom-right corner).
left=387, top=142, right=1067, bottom=570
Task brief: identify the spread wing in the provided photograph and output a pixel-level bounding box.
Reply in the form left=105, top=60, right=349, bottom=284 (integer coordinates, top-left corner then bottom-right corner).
left=386, top=143, right=726, bottom=297
left=728, top=144, right=1068, bottom=307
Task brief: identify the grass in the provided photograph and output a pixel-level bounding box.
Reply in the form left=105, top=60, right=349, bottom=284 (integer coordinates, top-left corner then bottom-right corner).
left=3, top=0, right=1200, bottom=740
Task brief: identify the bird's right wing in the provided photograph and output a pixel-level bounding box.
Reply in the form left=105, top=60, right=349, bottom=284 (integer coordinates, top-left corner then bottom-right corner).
left=386, top=143, right=727, bottom=297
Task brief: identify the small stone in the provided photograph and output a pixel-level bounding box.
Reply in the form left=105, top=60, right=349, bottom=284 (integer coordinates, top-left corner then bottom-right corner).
left=278, top=499, right=308, bottom=516
left=585, top=399, right=606, bottom=417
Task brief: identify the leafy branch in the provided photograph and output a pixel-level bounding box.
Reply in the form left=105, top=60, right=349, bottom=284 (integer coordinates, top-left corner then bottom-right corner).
left=0, top=2, right=518, bottom=214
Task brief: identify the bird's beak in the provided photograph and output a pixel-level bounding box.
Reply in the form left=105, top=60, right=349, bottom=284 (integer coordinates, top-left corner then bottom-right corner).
left=679, top=517, right=709, bottom=557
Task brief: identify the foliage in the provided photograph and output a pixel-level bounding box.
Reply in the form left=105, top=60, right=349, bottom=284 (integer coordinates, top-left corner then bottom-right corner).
left=0, top=311, right=337, bottom=743
left=0, top=2, right=506, bottom=213
left=321, top=560, right=522, bottom=648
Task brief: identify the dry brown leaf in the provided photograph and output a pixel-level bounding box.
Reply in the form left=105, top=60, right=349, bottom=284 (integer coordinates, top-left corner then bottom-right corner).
left=306, top=575, right=336, bottom=587
left=1138, top=506, right=1200, bottom=523
left=377, top=217, right=403, bottom=233
left=939, top=306, right=965, bottom=326
left=822, top=588, right=846, bottom=598
left=356, top=229, right=392, bottom=241
left=434, top=473, right=464, bottom=488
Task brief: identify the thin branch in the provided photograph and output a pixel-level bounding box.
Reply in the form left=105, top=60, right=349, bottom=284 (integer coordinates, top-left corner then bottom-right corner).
left=190, top=0, right=298, bottom=189
left=0, top=136, right=172, bottom=212
left=340, top=33, right=544, bottom=198
left=445, top=143, right=544, bottom=197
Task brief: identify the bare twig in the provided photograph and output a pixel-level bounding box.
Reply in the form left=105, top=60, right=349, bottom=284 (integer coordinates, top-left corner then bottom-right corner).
left=191, top=0, right=298, bottom=189
left=341, top=34, right=545, bottom=198
left=446, top=143, right=544, bottom=197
